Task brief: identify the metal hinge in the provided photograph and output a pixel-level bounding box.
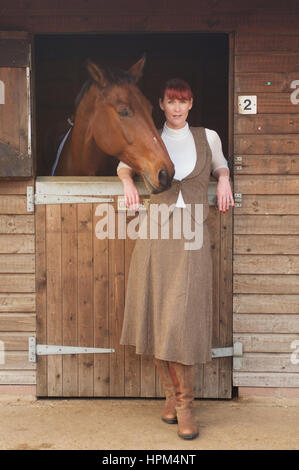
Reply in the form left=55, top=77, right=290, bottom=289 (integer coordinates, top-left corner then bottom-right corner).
left=211, top=342, right=243, bottom=370
left=26, top=186, right=114, bottom=212
left=28, top=337, right=115, bottom=363
left=234, top=193, right=242, bottom=208
left=234, top=156, right=242, bottom=171
left=27, top=186, right=34, bottom=212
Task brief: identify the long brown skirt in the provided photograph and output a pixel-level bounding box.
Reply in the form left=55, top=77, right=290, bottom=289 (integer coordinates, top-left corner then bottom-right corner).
left=120, top=205, right=213, bottom=365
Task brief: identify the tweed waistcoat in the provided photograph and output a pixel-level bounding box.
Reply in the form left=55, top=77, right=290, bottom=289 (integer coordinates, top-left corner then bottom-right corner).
left=148, top=126, right=212, bottom=225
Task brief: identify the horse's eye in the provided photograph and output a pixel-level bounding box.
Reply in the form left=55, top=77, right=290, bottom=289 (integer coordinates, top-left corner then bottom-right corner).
left=118, top=108, right=130, bottom=117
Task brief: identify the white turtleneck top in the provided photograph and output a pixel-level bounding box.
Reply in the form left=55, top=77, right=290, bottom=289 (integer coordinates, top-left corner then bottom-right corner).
left=117, top=122, right=229, bottom=208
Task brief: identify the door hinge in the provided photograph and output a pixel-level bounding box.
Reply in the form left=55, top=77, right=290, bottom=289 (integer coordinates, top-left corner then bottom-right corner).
left=211, top=342, right=243, bottom=370
left=28, top=337, right=115, bottom=363
left=27, top=186, right=34, bottom=212
left=234, top=193, right=242, bottom=208
left=26, top=186, right=114, bottom=211
left=234, top=156, right=242, bottom=171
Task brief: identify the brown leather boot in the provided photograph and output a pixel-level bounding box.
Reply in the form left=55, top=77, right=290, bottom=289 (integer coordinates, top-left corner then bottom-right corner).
left=169, top=361, right=199, bottom=439
left=154, top=358, right=178, bottom=424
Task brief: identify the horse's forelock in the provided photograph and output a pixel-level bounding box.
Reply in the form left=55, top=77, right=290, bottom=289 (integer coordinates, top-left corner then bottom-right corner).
left=75, top=66, right=137, bottom=109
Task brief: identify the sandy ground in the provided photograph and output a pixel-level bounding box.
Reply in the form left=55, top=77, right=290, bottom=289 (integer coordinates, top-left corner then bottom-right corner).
left=0, top=395, right=298, bottom=450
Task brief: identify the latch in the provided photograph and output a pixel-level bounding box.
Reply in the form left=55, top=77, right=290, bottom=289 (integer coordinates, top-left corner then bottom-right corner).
left=234, top=193, right=242, bottom=208
left=26, top=186, right=114, bottom=212
left=117, top=195, right=148, bottom=212
left=211, top=342, right=243, bottom=370
left=234, top=156, right=242, bottom=171
left=28, top=337, right=115, bottom=363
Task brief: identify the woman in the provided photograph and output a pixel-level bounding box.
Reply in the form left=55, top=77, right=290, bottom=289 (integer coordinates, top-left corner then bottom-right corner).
left=117, top=78, right=234, bottom=440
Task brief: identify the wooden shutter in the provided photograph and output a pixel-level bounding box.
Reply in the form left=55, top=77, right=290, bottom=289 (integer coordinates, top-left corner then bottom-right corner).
left=0, top=32, right=33, bottom=177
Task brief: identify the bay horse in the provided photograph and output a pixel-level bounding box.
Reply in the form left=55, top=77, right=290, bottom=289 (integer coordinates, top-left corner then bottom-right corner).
left=52, top=57, right=175, bottom=193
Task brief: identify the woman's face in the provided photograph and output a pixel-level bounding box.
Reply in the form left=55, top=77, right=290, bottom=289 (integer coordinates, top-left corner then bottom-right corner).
left=159, top=92, right=193, bottom=130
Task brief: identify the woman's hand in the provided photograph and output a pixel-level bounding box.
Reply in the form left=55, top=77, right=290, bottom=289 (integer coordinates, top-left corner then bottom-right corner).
left=123, top=178, right=140, bottom=210
left=214, top=170, right=235, bottom=213
left=117, top=167, right=140, bottom=210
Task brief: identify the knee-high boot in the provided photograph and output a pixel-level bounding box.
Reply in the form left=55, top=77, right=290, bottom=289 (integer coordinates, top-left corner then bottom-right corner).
left=169, top=361, right=199, bottom=440
left=154, top=357, right=180, bottom=424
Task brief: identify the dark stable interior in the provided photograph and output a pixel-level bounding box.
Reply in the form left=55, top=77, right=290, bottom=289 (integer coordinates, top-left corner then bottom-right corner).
left=34, top=33, right=229, bottom=176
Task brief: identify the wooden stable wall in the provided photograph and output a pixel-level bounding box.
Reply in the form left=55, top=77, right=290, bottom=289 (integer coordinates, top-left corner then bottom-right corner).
left=1, top=1, right=299, bottom=395
left=233, top=32, right=299, bottom=389
left=0, top=179, right=36, bottom=389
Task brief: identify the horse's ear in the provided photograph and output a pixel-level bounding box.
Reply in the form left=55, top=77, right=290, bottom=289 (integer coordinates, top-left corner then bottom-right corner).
left=129, top=55, right=146, bottom=83
left=87, top=60, right=107, bottom=88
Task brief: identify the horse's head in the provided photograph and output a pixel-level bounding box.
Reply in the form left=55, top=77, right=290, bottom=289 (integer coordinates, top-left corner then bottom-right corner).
left=86, top=58, right=174, bottom=193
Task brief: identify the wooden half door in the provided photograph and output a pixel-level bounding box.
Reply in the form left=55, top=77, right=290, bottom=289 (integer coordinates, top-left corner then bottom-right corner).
left=0, top=31, right=34, bottom=177
left=35, top=178, right=232, bottom=398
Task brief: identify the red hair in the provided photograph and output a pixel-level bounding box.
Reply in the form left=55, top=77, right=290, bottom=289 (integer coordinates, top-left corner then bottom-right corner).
left=159, top=78, right=193, bottom=101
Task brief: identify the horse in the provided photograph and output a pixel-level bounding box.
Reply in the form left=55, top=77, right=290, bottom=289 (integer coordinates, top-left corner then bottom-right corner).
left=51, top=57, right=175, bottom=194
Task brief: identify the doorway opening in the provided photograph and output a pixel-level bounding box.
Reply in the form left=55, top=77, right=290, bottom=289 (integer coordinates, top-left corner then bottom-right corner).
left=34, top=32, right=229, bottom=176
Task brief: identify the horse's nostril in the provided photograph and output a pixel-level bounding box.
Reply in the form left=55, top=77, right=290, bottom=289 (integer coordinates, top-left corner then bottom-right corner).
left=158, top=169, right=170, bottom=188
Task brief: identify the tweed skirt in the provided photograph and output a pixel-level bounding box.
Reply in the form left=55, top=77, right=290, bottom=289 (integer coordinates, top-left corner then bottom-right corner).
left=119, top=205, right=213, bottom=365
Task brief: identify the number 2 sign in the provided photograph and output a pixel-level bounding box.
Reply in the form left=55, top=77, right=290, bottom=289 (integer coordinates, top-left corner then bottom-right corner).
left=238, top=95, right=257, bottom=114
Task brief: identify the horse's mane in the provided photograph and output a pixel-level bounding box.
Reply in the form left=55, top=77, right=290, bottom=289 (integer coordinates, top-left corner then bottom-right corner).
left=74, top=64, right=136, bottom=111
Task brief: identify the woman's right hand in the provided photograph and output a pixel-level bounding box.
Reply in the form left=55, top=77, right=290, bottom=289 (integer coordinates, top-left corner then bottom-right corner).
left=123, top=178, right=140, bottom=210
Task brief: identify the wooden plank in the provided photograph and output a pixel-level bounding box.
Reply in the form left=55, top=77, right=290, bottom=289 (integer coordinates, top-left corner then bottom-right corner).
left=234, top=215, right=299, bottom=234
left=234, top=195, right=299, bottom=215
left=0, top=351, right=35, bottom=370
left=234, top=274, right=299, bottom=294
left=235, top=175, right=299, bottom=194
left=234, top=254, right=299, bottom=274
left=93, top=202, right=110, bottom=397
left=202, top=210, right=220, bottom=398
left=0, top=274, right=35, bottom=292
left=0, top=196, right=27, bottom=214
left=234, top=314, right=299, bottom=333
left=0, top=370, right=35, bottom=385
left=77, top=203, right=94, bottom=396
left=234, top=156, right=299, bottom=174
left=236, top=33, right=299, bottom=53
left=235, top=135, right=299, bottom=155
left=108, top=204, right=125, bottom=396
left=0, top=332, right=32, bottom=350
left=35, top=204, right=47, bottom=396
left=0, top=254, right=35, bottom=273
left=2, top=10, right=299, bottom=34
left=140, top=355, right=156, bottom=397
left=0, top=235, right=34, bottom=254
left=0, top=180, right=32, bottom=195
left=0, top=67, right=31, bottom=177
left=235, top=73, right=299, bottom=93
left=124, top=213, right=141, bottom=397
left=219, top=206, right=233, bottom=399
left=0, top=215, right=34, bottom=234
left=0, top=293, right=35, bottom=312
left=233, top=372, right=299, bottom=388
left=234, top=333, right=299, bottom=353
left=61, top=203, right=78, bottom=396
left=0, top=39, right=29, bottom=67
left=46, top=204, right=62, bottom=396
left=0, top=313, right=35, bottom=332
left=234, top=294, right=299, bottom=314
left=235, top=116, right=299, bottom=135
left=235, top=54, right=299, bottom=73
left=234, top=235, right=299, bottom=254
left=234, top=93, right=299, bottom=114
left=235, top=353, right=298, bottom=373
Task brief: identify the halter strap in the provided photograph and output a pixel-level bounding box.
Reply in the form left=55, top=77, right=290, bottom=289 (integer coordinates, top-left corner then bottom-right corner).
left=50, top=121, right=74, bottom=176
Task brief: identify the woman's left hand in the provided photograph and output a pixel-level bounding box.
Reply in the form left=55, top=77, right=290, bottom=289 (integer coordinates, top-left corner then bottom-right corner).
left=216, top=174, right=235, bottom=213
